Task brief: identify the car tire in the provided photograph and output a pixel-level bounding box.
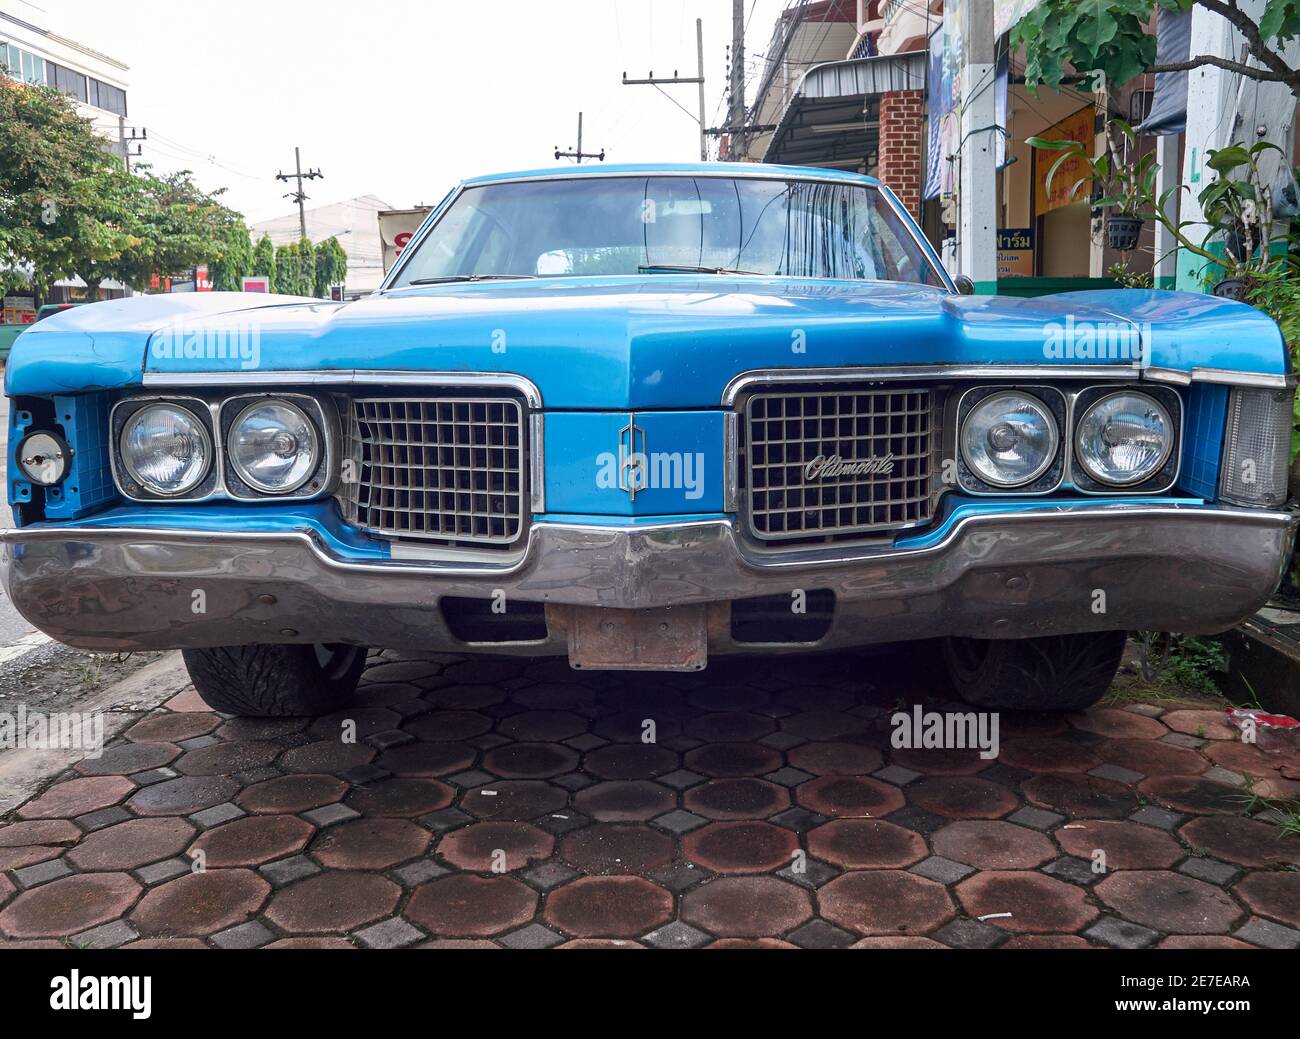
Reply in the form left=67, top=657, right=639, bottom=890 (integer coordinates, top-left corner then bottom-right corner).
left=181, top=643, right=368, bottom=717
left=941, top=631, right=1127, bottom=711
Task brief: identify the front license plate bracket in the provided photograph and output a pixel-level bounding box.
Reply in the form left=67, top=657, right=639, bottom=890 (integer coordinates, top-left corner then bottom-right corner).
left=550, top=604, right=708, bottom=672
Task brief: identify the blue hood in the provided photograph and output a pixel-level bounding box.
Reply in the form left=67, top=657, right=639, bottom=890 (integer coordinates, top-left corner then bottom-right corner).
left=6, top=280, right=1287, bottom=409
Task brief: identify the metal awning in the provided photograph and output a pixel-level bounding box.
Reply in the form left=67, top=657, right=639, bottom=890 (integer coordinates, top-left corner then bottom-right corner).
left=762, top=50, right=927, bottom=168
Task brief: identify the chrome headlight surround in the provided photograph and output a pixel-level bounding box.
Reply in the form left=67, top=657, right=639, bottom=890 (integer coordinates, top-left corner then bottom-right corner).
left=1070, top=385, right=1181, bottom=494
left=218, top=393, right=334, bottom=500
left=955, top=386, right=1066, bottom=495
left=111, top=397, right=218, bottom=501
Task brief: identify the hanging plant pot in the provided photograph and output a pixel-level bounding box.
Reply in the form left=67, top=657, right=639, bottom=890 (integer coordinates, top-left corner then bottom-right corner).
left=1212, top=278, right=1248, bottom=300
left=1106, top=214, right=1143, bottom=252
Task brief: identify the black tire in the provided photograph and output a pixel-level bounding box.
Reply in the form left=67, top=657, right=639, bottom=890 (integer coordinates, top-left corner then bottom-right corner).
left=182, top=643, right=368, bottom=717
left=942, top=631, right=1127, bottom=711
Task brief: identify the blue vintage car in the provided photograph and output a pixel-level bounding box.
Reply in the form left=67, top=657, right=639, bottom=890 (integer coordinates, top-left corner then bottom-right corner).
left=4, top=163, right=1296, bottom=716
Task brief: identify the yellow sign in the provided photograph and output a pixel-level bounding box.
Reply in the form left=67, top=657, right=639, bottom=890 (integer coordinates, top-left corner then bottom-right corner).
left=1034, top=106, right=1094, bottom=217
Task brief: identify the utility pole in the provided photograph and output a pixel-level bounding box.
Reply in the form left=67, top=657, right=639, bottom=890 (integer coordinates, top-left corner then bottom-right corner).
left=624, top=17, right=708, bottom=161
left=956, top=0, right=997, bottom=292
left=554, top=112, right=605, bottom=163
left=117, top=117, right=145, bottom=173
left=275, top=147, right=323, bottom=241
left=728, top=0, right=745, bottom=160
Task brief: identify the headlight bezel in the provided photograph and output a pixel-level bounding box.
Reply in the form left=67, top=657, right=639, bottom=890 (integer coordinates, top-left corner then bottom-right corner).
left=110, top=392, right=335, bottom=503
left=220, top=394, right=330, bottom=498
left=955, top=385, right=1067, bottom=495
left=111, top=397, right=217, bottom=501
left=1070, top=385, right=1182, bottom=494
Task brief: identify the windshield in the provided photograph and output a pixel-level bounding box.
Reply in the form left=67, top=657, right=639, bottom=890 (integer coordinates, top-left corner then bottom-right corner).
left=390, top=176, right=947, bottom=287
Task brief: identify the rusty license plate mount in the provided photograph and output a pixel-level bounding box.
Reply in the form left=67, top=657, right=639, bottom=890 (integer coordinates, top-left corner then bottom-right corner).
left=557, top=604, right=708, bottom=672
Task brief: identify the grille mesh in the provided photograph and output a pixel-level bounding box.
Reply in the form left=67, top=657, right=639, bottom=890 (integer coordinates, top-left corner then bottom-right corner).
left=341, top=397, right=525, bottom=544
left=744, top=388, right=934, bottom=541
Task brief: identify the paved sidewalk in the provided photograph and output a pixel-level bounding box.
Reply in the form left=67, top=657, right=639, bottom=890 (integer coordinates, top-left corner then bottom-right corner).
left=1, top=649, right=1298, bottom=949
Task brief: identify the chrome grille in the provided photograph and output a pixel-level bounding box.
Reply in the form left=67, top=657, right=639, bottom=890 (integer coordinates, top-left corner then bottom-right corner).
left=744, top=388, right=934, bottom=541
left=341, top=397, right=525, bottom=544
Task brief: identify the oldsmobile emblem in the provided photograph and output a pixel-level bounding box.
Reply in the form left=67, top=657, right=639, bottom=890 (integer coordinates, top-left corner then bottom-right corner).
left=805, top=453, right=895, bottom=480
left=618, top=418, right=647, bottom=500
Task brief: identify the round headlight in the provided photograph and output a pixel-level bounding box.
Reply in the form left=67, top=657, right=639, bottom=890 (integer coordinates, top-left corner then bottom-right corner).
left=1075, top=392, right=1173, bottom=486
left=960, top=391, right=1060, bottom=488
left=17, top=431, right=71, bottom=486
left=228, top=399, right=319, bottom=494
left=120, top=404, right=212, bottom=497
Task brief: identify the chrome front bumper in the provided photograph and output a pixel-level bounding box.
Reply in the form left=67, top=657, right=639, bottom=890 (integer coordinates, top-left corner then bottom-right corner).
left=2, top=504, right=1295, bottom=656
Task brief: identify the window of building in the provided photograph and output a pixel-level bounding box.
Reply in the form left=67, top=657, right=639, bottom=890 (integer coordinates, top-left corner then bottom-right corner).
left=47, top=61, right=88, bottom=102
left=89, top=78, right=126, bottom=116
left=1, top=43, right=46, bottom=85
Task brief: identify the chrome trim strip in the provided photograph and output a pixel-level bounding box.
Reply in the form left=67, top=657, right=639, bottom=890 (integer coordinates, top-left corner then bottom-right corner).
left=6, top=504, right=1293, bottom=578
left=723, top=365, right=1145, bottom=404
left=1141, top=367, right=1193, bottom=386
left=1188, top=367, right=1296, bottom=389
left=142, top=370, right=544, bottom=409
left=723, top=411, right=738, bottom=513
left=530, top=412, right=546, bottom=514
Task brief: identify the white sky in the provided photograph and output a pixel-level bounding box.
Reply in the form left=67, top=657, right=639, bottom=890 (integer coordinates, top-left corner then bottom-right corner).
left=17, top=0, right=792, bottom=223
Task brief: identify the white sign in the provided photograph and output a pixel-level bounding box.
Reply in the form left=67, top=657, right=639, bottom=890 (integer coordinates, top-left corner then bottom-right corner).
left=378, top=208, right=433, bottom=273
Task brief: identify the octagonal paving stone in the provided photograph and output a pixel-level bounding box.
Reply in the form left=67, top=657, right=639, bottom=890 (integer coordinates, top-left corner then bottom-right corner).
left=188, top=816, right=315, bottom=867
left=998, top=738, right=1100, bottom=774
left=404, top=710, right=494, bottom=742
left=0, top=820, right=81, bottom=848
left=1138, top=776, right=1243, bottom=816
left=544, top=876, right=674, bottom=938
left=1179, top=815, right=1300, bottom=868
left=264, top=872, right=400, bottom=934
left=786, top=741, right=883, bottom=776
left=1022, top=774, right=1137, bottom=819
left=1232, top=872, right=1300, bottom=928
left=67, top=817, right=196, bottom=871
left=344, top=778, right=454, bottom=818
left=1095, top=738, right=1208, bottom=777
left=887, top=747, right=991, bottom=776
left=1095, top=871, right=1244, bottom=934
left=308, top=707, right=402, bottom=742
left=684, top=742, right=784, bottom=777
left=819, top=871, right=954, bottom=936
left=1203, top=742, right=1300, bottom=799
left=130, top=870, right=270, bottom=937
left=931, top=821, right=1057, bottom=870
left=236, top=774, right=348, bottom=814
left=0, top=873, right=141, bottom=939
left=681, top=876, right=813, bottom=937
left=279, top=740, right=376, bottom=774
left=1067, top=709, right=1167, bottom=741
left=125, top=712, right=219, bottom=744
left=74, top=741, right=181, bottom=776
left=1160, top=709, right=1236, bottom=741
left=481, top=742, right=580, bottom=779
left=807, top=819, right=927, bottom=869
left=436, top=822, right=552, bottom=872
left=312, top=818, right=431, bottom=870
left=955, top=872, right=1098, bottom=934
left=127, top=775, right=240, bottom=817
left=461, top=781, right=568, bottom=821
left=684, top=778, right=789, bottom=820
left=686, top=712, right=776, bottom=743
left=375, top=741, right=478, bottom=778
left=174, top=740, right=281, bottom=776
left=582, top=744, right=679, bottom=780
left=559, top=823, right=675, bottom=875
left=682, top=822, right=800, bottom=874
left=907, top=776, right=1019, bottom=819
left=574, top=781, right=677, bottom=821
left=795, top=775, right=905, bottom=818
left=406, top=874, right=537, bottom=937
left=1054, top=820, right=1183, bottom=870
left=18, top=776, right=135, bottom=819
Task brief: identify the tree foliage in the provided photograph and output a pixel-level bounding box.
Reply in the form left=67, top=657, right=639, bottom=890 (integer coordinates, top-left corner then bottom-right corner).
left=0, top=77, right=247, bottom=299
left=313, top=236, right=348, bottom=297
left=1013, top=0, right=1300, bottom=99
left=209, top=221, right=254, bottom=291
left=250, top=233, right=276, bottom=288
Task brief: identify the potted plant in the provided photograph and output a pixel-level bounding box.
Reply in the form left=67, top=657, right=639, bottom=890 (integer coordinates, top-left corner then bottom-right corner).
left=1028, top=119, right=1157, bottom=252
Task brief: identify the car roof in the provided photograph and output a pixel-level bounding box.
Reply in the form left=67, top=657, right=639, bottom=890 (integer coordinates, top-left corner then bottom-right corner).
left=460, top=162, right=881, bottom=188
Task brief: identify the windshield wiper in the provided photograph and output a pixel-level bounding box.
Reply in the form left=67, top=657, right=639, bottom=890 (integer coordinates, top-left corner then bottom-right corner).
left=637, top=264, right=763, bottom=276
left=407, top=274, right=535, bottom=285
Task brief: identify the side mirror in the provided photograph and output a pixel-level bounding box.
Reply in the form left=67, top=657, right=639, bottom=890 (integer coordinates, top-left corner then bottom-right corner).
left=952, top=274, right=976, bottom=295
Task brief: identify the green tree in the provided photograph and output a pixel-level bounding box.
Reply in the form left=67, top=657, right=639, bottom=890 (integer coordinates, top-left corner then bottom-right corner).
left=1013, top=0, right=1300, bottom=100
left=209, top=222, right=254, bottom=291
left=251, top=233, right=276, bottom=290
left=314, top=236, right=348, bottom=297
left=0, top=77, right=138, bottom=300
